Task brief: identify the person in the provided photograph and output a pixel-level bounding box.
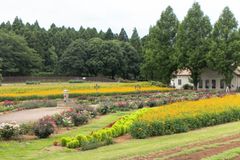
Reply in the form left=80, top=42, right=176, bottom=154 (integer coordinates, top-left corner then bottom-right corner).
left=226, top=86, right=230, bottom=93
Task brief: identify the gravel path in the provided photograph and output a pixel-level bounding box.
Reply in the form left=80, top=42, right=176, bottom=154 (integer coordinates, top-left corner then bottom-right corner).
left=0, top=107, right=68, bottom=124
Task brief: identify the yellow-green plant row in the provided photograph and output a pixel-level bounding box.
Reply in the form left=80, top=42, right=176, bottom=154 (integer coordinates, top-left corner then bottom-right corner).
left=61, top=108, right=148, bottom=149
left=0, top=82, right=173, bottom=101
left=130, top=94, right=240, bottom=139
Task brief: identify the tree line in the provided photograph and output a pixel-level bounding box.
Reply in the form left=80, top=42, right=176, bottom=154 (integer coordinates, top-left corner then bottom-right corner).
left=0, top=19, right=142, bottom=79
left=0, top=2, right=240, bottom=87
left=142, top=2, right=240, bottom=89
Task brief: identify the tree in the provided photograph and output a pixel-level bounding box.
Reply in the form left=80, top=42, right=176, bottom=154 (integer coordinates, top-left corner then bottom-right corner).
left=120, top=42, right=141, bottom=79
left=86, top=38, right=104, bottom=76
left=118, top=28, right=129, bottom=42
left=207, top=7, right=240, bottom=88
left=58, top=39, right=89, bottom=76
left=176, top=2, right=212, bottom=89
left=142, top=6, right=179, bottom=83
left=104, top=28, right=114, bottom=40
left=0, top=30, right=42, bottom=76
left=0, top=58, right=3, bottom=85
left=130, top=28, right=142, bottom=57
left=99, top=40, right=123, bottom=79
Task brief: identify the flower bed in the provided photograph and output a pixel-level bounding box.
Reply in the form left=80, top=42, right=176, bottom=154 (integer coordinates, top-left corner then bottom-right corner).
left=130, top=94, right=240, bottom=139
left=0, top=82, right=173, bottom=101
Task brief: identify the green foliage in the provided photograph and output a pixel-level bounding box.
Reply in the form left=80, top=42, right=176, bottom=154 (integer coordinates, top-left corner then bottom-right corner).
left=66, top=139, right=80, bottom=148
left=0, top=30, right=42, bottom=76
left=68, top=79, right=84, bottom=83
left=176, top=2, right=212, bottom=89
left=34, top=116, right=55, bottom=138
left=118, top=28, right=129, bottom=42
left=130, top=121, right=150, bottom=139
left=25, top=81, right=41, bottom=85
left=0, top=123, right=20, bottom=140
left=130, top=108, right=240, bottom=139
left=207, top=7, right=240, bottom=87
left=142, top=6, right=178, bottom=83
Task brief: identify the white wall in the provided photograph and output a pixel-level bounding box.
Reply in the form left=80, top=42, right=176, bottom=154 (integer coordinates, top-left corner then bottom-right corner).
left=171, top=68, right=240, bottom=90
left=171, top=75, right=192, bottom=89
left=198, top=68, right=239, bottom=90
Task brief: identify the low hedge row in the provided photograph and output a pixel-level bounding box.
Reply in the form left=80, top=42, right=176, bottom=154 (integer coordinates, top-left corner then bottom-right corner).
left=130, top=108, right=240, bottom=139
left=60, top=108, right=148, bottom=149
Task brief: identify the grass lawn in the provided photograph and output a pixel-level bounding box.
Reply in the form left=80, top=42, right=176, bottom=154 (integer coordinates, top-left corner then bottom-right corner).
left=1, top=112, right=240, bottom=160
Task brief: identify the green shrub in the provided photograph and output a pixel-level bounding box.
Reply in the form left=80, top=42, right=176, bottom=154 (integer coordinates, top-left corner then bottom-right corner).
left=150, top=81, right=167, bottom=87
left=34, top=116, right=55, bottom=138
left=25, top=81, right=41, bottom=85
left=97, top=103, right=111, bottom=115
left=130, top=121, right=150, bottom=139
left=0, top=122, right=20, bottom=140
left=76, top=134, right=88, bottom=146
left=67, top=139, right=80, bottom=148
left=149, top=121, right=164, bottom=136
left=81, top=137, right=113, bottom=151
left=68, top=80, right=84, bottom=83
left=71, top=113, right=89, bottom=126
left=61, top=137, right=72, bottom=147
left=19, top=123, right=34, bottom=135
left=182, top=84, right=193, bottom=90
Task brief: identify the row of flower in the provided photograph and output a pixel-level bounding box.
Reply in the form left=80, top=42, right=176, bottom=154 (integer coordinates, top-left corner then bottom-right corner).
left=0, top=106, right=97, bottom=140
left=60, top=108, right=148, bottom=150
left=130, top=94, right=240, bottom=139
left=0, top=82, right=173, bottom=101
left=59, top=94, right=240, bottom=150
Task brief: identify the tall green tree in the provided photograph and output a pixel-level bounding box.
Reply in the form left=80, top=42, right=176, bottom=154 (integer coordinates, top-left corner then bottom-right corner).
left=176, top=2, right=212, bottom=89
left=104, top=28, right=114, bottom=40
left=120, top=42, right=141, bottom=79
left=130, top=28, right=142, bottom=57
left=99, top=40, right=123, bottom=79
left=58, top=39, right=89, bottom=76
left=0, top=58, right=3, bottom=85
left=142, top=6, right=179, bottom=83
left=118, top=28, right=129, bottom=42
left=207, top=7, right=240, bottom=88
left=0, top=30, right=42, bottom=76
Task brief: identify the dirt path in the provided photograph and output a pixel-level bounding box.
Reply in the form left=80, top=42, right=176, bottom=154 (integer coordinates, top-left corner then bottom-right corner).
left=128, top=134, right=240, bottom=160
left=0, top=107, right=69, bottom=124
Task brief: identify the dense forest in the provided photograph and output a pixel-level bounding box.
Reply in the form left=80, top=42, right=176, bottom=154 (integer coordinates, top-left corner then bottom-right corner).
left=0, top=2, right=240, bottom=87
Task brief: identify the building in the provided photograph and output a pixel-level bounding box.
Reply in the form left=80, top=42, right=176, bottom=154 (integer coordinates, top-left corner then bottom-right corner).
left=171, top=68, right=240, bottom=90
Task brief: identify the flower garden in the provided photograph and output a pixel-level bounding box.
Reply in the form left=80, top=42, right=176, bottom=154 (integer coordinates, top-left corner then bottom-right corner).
left=0, top=82, right=173, bottom=101
left=1, top=82, right=240, bottom=159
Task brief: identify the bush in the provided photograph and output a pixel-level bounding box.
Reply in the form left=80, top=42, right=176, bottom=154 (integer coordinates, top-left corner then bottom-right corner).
left=25, top=81, right=41, bottom=85
left=0, top=122, right=20, bottom=140
left=19, top=123, right=35, bottom=135
left=146, top=99, right=158, bottom=107
left=61, top=137, right=72, bottom=147
left=81, top=137, right=113, bottom=151
left=76, top=134, right=88, bottom=146
left=71, top=113, right=89, bottom=126
left=130, top=121, right=150, bottom=139
left=67, top=139, right=80, bottom=148
left=149, top=121, right=165, bottom=136
left=34, top=116, right=56, bottom=138
left=150, top=81, right=167, bottom=87
left=68, top=79, right=84, bottom=83
left=97, top=103, right=111, bottom=115
left=182, top=84, right=193, bottom=90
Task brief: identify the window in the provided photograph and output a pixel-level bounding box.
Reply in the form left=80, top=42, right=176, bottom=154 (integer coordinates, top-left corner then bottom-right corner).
left=220, top=79, right=225, bottom=89
left=178, top=79, right=182, bottom=85
left=199, top=80, right=203, bottom=88
left=212, top=80, right=216, bottom=89
left=205, top=80, right=209, bottom=89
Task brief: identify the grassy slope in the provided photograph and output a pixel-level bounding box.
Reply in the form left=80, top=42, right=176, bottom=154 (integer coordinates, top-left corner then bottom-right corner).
left=1, top=113, right=240, bottom=160
left=0, top=112, right=130, bottom=160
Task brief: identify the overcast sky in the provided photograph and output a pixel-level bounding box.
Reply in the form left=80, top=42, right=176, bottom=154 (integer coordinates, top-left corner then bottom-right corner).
left=0, top=0, right=239, bottom=37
